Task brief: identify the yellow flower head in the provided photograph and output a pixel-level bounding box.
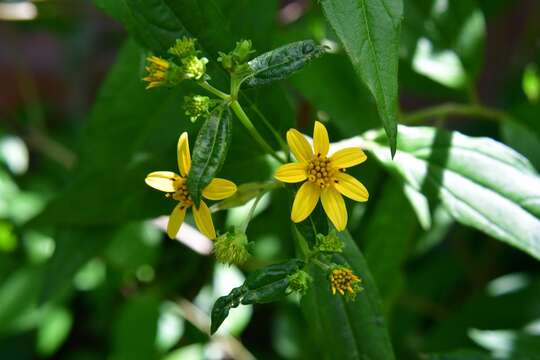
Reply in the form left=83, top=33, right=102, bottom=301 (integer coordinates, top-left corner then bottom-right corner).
left=145, top=132, right=237, bottom=239
left=329, top=266, right=362, bottom=299
left=143, top=56, right=172, bottom=89
left=274, top=121, right=369, bottom=231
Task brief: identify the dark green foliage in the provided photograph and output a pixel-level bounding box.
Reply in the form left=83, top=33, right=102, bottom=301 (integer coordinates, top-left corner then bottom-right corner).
left=187, top=107, right=232, bottom=206
left=245, top=40, right=326, bottom=87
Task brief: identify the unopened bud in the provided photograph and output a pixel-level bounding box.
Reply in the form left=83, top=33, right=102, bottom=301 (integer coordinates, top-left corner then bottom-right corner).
left=316, top=230, right=343, bottom=253
left=287, top=270, right=312, bottom=295
left=168, top=37, right=198, bottom=59
left=184, top=95, right=211, bottom=122
left=214, top=229, right=251, bottom=265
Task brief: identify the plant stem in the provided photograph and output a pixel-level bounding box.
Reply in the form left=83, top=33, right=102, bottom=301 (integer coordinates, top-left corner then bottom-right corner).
left=240, top=93, right=290, bottom=159
left=242, top=193, right=263, bottom=233
left=198, top=81, right=230, bottom=101
left=401, top=103, right=513, bottom=124
left=230, top=100, right=286, bottom=163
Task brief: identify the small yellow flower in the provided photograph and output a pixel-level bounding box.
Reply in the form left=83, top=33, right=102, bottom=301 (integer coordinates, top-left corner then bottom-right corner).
left=143, top=56, right=172, bottom=89
left=145, top=132, right=237, bottom=239
left=329, top=266, right=362, bottom=299
left=274, top=121, right=369, bottom=231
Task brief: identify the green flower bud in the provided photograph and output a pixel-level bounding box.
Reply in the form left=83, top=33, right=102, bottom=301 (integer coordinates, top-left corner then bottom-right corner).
left=214, top=229, right=251, bottom=265
left=182, top=56, right=208, bottom=80
left=168, top=37, right=198, bottom=59
left=218, top=39, right=255, bottom=73
left=232, top=39, right=254, bottom=63
left=316, top=230, right=343, bottom=253
left=184, top=95, right=211, bottom=122
left=287, top=270, right=312, bottom=295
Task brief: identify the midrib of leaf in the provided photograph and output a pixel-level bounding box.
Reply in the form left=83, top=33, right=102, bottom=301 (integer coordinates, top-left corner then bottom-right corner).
left=358, top=0, right=388, bottom=119
left=337, top=296, right=362, bottom=360
left=396, top=150, right=540, bottom=254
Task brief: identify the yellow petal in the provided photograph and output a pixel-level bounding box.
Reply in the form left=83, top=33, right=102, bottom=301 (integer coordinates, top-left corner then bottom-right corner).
left=330, top=147, right=367, bottom=169
left=193, top=201, right=216, bottom=239
left=202, top=178, right=237, bottom=200
left=334, top=172, right=369, bottom=202
left=313, top=121, right=329, bottom=157
left=291, top=182, right=320, bottom=223
left=287, top=129, right=313, bottom=163
left=167, top=203, right=187, bottom=238
left=321, top=188, right=347, bottom=231
left=145, top=171, right=179, bottom=192
left=177, top=132, right=191, bottom=176
left=274, top=163, right=308, bottom=183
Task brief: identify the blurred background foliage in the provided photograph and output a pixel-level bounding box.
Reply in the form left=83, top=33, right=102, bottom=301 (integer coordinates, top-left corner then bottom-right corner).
left=1, top=0, right=540, bottom=359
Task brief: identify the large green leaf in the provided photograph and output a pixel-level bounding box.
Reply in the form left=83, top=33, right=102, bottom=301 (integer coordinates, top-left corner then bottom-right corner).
left=320, top=0, right=402, bottom=155
left=362, top=125, right=540, bottom=260
left=300, top=231, right=395, bottom=360
left=187, top=108, right=232, bottom=206
left=361, top=179, right=418, bottom=313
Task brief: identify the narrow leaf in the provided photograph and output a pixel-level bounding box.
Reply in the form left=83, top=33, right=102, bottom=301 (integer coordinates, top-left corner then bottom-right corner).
left=245, top=40, right=326, bottom=87
left=187, top=108, right=232, bottom=207
left=210, top=259, right=304, bottom=334
left=210, top=286, right=246, bottom=335
left=300, top=230, right=395, bottom=359
left=321, top=0, right=403, bottom=155
left=363, top=125, right=540, bottom=259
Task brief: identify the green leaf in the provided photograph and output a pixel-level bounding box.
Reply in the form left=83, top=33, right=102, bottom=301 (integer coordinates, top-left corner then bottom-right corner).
left=363, top=125, right=540, bottom=260
left=244, top=40, right=326, bottom=87
left=321, top=0, right=402, bottom=155
left=362, top=179, right=418, bottom=312
left=300, top=231, right=395, bottom=360
left=210, top=259, right=304, bottom=334
left=187, top=107, right=232, bottom=207
left=210, top=286, right=246, bottom=335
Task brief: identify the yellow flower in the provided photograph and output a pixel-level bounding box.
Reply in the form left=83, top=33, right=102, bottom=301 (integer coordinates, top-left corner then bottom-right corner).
left=143, top=56, right=171, bottom=89
left=274, top=121, right=368, bottom=231
left=145, top=132, right=237, bottom=239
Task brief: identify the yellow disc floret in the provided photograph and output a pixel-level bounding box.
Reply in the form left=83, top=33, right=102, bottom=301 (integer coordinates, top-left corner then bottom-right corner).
left=329, top=266, right=362, bottom=300
left=306, top=153, right=337, bottom=189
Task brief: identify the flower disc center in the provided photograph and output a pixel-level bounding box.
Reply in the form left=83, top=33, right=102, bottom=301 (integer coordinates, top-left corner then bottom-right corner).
left=172, top=177, right=192, bottom=205
left=307, top=155, right=335, bottom=188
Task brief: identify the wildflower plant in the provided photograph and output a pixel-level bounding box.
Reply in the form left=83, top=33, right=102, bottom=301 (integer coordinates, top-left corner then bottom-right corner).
left=24, top=2, right=540, bottom=359
left=140, top=37, right=373, bottom=332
